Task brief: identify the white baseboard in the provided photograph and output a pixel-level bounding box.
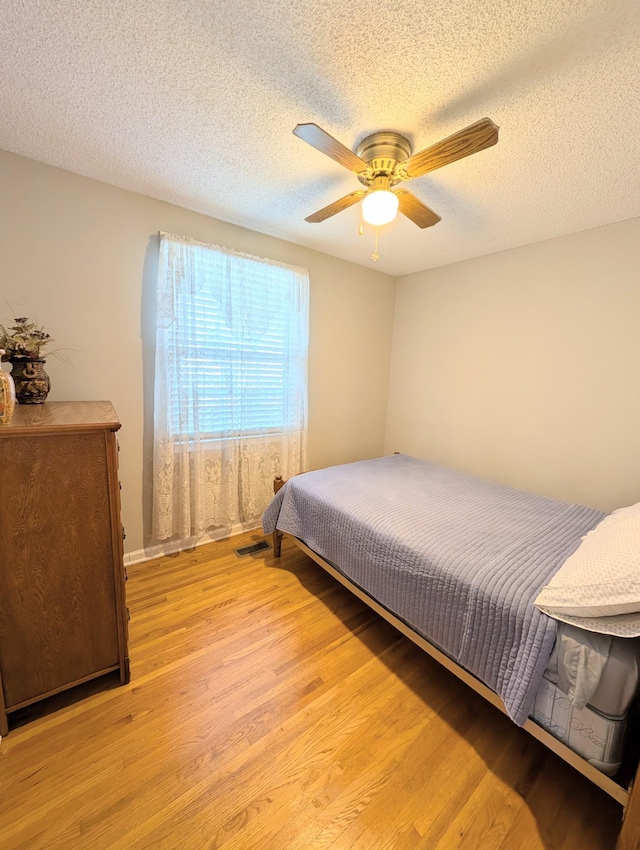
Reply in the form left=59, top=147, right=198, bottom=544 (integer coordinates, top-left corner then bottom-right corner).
left=124, top=522, right=263, bottom=566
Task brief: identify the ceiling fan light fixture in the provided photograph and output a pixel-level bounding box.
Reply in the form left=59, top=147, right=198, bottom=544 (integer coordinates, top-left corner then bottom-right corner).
left=294, top=118, right=498, bottom=230
left=362, top=180, right=399, bottom=226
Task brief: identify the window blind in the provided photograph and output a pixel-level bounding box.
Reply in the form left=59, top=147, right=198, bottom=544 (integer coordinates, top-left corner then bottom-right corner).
left=165, top=243, right=308, bottom=439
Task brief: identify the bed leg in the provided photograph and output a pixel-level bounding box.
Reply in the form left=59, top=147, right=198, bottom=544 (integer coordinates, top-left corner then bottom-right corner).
left=273, top=529, right=283, bottom=558
left=272, top=475, right=286, bottom=557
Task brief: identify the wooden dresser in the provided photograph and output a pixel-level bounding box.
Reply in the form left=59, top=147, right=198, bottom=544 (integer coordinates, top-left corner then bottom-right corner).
left=0, top=401, right=130, bottom=735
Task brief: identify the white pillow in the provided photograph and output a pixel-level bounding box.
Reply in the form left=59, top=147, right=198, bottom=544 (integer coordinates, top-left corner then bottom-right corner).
left=535, top=502, right=640, bottom=637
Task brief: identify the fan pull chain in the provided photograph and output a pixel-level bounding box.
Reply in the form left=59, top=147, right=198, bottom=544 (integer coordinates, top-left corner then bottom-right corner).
left=358, top=207, right=364, bottom=236
left=372, top=227, right=380, bottom=262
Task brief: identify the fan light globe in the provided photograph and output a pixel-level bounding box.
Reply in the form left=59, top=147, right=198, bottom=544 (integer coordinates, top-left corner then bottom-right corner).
left=362, top=190, right=399, bottom=226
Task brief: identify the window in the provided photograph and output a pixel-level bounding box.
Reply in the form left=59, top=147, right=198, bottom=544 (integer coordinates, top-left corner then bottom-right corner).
left=152, top=232, right=309, bottom=542
left=168, top=250, right=305, bottom=439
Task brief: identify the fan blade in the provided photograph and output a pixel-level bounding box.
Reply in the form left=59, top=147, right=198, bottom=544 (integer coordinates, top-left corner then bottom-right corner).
left=398, top=118, right=499, bottom=179
left=294, top=123, right=369, bottom=174
left=305, top=190, right=366, bottom=223
left=396, top=190, right=441, bottom=228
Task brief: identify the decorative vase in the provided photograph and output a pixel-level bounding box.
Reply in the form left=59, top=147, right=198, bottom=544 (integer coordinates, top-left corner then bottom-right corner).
left=0, top=351, right=16, bottom=423
left=9, top=357, right=51, bottom=404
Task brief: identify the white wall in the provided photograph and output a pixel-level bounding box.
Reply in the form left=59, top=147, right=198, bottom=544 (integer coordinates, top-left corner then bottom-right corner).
left=7, top=145, right=637, bottom=550
left=386, top=217, right=640, bottom=513
left=0, top=149, right=396, bottom=554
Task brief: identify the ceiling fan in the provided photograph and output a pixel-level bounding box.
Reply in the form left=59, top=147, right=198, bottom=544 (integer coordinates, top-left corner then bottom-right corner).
left=293, top=118, right=499, bottom=229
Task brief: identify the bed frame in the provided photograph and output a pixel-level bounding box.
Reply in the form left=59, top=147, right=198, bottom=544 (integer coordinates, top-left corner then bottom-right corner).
left=271, top=475, right=640, bottom=847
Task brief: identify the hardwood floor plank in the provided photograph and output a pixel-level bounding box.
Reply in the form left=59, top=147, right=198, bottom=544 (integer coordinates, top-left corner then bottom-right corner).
left=110, top=641, right=427, bottom=849
left=0, top=532, right=624, bottom=849
left=223, top=659, right=458, bottom=850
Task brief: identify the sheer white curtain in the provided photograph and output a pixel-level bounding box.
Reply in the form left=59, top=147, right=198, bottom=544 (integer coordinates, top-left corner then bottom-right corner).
left=152, top=232, right=309, bottom=542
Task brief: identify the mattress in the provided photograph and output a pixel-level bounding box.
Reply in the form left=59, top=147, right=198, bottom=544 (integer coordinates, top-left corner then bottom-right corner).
left=532, top=678, right=629, bottom=775
left=530, top=623, right=640, bottom=776
left=536, top=625, right=640, bottom=773
left=545, top=624, right=640, bottom=716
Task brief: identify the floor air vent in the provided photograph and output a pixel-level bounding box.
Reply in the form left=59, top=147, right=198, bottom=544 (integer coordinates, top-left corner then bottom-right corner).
left=234, top=539, right=272, bottom=558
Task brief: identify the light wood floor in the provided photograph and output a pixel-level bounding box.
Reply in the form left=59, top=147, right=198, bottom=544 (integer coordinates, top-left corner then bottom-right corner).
left=0, top=530, right=624, bottom=849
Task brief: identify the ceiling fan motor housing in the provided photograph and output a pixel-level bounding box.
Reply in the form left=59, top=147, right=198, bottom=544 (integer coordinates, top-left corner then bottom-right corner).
left=356, top=132, right=412, bottom=185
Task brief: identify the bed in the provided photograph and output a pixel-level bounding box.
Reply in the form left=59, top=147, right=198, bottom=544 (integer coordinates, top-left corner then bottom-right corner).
left=262, top=453, right=640, bottom=817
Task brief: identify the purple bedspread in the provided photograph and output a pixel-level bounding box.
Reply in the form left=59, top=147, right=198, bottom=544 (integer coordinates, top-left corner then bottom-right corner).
left=263, top=454, right=605, bottom=725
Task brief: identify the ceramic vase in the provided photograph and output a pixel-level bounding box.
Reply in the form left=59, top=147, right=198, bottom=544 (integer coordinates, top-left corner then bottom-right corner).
left=0, top=351, right=17, bottom=423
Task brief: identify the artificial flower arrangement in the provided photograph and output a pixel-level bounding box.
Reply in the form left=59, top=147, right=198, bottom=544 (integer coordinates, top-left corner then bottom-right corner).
left=0, top=317, right=57, bottom=361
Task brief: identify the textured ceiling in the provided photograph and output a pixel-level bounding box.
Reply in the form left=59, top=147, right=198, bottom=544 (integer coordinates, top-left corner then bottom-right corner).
left=1, top=0, right=639, bottom=276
